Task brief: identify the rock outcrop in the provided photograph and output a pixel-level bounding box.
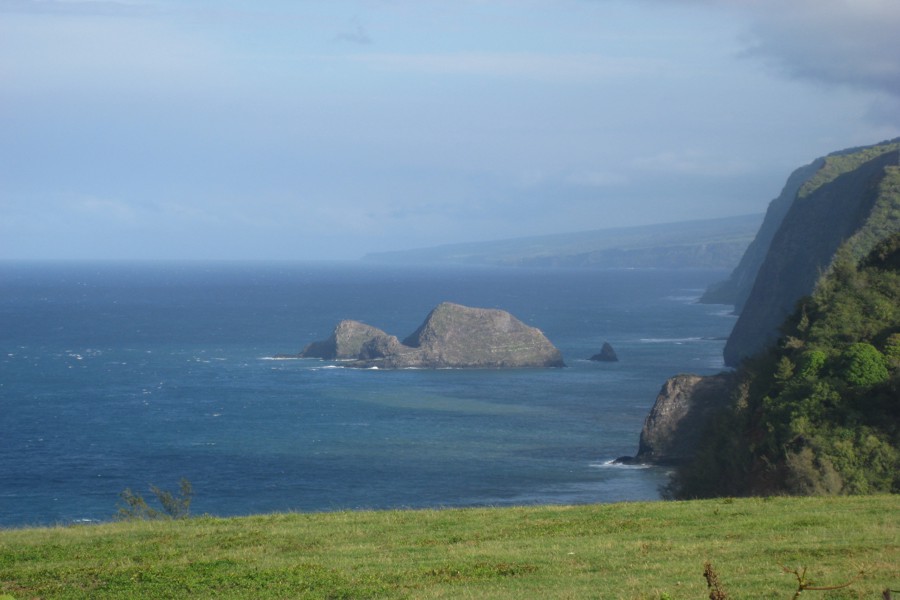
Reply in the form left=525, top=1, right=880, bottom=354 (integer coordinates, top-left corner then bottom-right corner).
left=299, top=320, right=403, bottom=360
left=297, top=302, right=565, bottom=369
left=589, top=342, right=619, bottom=362
left=634, top=373, right=734, bottom=465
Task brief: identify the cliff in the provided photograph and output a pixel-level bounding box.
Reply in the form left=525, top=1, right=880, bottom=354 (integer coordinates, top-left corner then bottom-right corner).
left=666, top=231, right=900, bottom=497
left=702, top=139, right=900, bottom=313
left=634, top=373, right=734, bottom=465
left=724, top=141, right=900, bottom=366
left=637, top=138, right=900, bottom=467
left=297, top=302, right=565, bottom=369
left=699, top=158, right=823, bottom=308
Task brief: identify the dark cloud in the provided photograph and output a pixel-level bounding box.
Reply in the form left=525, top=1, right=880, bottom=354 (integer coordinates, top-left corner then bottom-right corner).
left=730, top=0, right=900, bottom=98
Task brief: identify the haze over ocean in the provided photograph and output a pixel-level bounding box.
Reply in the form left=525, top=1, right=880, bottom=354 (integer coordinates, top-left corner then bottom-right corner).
left=1, top=262, right=734, bottom=527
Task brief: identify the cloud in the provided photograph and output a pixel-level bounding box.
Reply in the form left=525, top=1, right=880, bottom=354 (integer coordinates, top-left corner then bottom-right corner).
left=631, top=150, right=754, bottom=177
left=350, top=51, right=668, bottom=83
left=563, top=170, right=629, bottom=188
left=0, top=7, right=226, bottom=96
left=715, top=0, right=900, bottom=98
left=0, top=0, right=153, bottom=16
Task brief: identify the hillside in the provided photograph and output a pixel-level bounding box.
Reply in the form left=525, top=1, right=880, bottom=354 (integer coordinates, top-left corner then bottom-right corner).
left=1, top=496, right=897, bottom=599
left=667, top=232, right=900, bottom=499
left=697, top=138, right=900, bottom=366
left=363, top=214, right=762, bottom=269
left=634, top=139, right=900, bottom=498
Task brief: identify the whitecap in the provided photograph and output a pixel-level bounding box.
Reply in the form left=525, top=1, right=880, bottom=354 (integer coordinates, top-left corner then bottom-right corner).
left=639, top=337, right=703, bottom=344
left=589, top=459, right=652, bottom=470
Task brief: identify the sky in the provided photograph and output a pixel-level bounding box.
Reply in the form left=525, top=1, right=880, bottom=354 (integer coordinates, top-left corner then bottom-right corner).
left=2, top=0, right=899, bottom=260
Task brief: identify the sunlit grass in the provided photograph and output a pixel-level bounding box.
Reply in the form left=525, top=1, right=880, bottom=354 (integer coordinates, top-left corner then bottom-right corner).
left=1, top=495, right=897, bottom=599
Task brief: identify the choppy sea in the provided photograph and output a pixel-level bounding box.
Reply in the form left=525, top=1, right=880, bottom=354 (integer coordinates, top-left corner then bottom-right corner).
left=0, top=262, right=735, bottom=527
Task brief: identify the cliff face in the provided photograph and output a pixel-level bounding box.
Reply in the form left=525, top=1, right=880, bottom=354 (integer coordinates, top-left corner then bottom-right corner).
left=298, top=302, right=565, bottom=369
left=699, top=159, right=823, bottom=308
left=637, top=138, right=900, bottom=465
left=724, top=144, right=900, bottom=366
left=634, top=373, right=733, bottom=465
left=703, top=140, right=900, bottom=313
left=300, top=320, right=402, bottom=360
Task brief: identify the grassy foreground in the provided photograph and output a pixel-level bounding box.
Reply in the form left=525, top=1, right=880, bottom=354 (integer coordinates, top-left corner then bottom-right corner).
left=1, top=496, right=897, bottom=599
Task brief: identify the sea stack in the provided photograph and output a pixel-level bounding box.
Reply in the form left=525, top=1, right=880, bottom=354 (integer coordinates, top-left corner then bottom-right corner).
left=296, top=302, right=565, bottom=369
left=589, top=342, right=619, bottom=362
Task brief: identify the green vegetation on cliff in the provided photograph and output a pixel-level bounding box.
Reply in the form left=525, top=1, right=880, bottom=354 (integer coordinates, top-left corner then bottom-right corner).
left=723, top=141, right=900, bottom=366
left=668, top=233, right=900, bottom=499
left=798, top=140, right=900, bottom=201
left=2, top=496, right=898, bottom=599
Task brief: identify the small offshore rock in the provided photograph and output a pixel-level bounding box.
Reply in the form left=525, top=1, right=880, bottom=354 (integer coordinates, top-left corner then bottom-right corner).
left=589, top=341, right=619, bottom=362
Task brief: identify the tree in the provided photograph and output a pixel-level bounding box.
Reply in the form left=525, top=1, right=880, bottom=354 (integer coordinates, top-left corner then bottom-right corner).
left=117, top=478, right=193, bottom=520
left=841, top=343, right=889, bottom=387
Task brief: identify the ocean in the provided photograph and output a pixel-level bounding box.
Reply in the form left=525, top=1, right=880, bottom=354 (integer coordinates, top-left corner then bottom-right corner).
left=0, top=262, right=734, bottom=527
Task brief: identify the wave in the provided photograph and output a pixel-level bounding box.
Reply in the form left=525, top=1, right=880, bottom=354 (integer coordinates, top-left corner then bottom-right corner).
left=589, top=459, right=652, bottom=470
left=665, top=294, right=702, bottom=303
left=639, top=337, right=704, bottom=344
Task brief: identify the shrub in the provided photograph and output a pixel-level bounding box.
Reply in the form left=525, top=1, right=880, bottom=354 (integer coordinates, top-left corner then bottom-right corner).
left=840, top=343, right=889, bottom=387
left=798, top=350, right=827, bottom=378
left=117, top=478, right=193, bottom=520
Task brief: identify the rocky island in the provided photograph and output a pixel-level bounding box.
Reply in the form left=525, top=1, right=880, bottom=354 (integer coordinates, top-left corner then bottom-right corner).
left=294, top=302, right=565, bottom=369
left=589, top=342, right=619, bottom=362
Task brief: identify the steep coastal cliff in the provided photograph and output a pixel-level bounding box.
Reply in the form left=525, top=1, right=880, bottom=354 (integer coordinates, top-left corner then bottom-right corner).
left=634, top=373, right=734, bottom=465
left=699, top=158, right=823, bottom=309
left=638, top=139, right=900, bottom=478
left=724, top=141, right=900, bottom=366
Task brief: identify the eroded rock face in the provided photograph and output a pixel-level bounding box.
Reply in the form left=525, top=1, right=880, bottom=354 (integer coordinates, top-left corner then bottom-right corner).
left=634, top=373, right=733, bottom=465
left=299, top=320, right=403, bottom=360
left=296, top=302, right=565, bottom=369
left=713, top=141, right=900, bottom=366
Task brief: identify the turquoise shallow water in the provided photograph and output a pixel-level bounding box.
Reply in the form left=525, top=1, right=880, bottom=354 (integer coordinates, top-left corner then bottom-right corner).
left=0, top=262, right=734, bottom=526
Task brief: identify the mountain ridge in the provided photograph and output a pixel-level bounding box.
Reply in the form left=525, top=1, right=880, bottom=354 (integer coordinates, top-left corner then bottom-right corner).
left=362, top=214, right=762, bottom=269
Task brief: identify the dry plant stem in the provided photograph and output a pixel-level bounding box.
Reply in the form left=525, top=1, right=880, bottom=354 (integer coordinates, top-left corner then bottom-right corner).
left=704, top=562, right=729, bottom=600
left=782, top=565, right=864, bottom=600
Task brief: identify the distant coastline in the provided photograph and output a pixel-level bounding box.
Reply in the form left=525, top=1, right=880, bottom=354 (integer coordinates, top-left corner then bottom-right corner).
left=362, top=214, right=763, bottom=270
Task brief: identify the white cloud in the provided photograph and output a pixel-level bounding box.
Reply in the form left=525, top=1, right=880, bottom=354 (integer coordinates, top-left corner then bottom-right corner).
left=563, top=170, right=629, bottom=187
left=0, top=8, right=227, bottom=96
left=74, top=196, right=141, bottom=224
left=631, top=150, right=754, bottom=177
left=350, top=52, right=668, bottom=83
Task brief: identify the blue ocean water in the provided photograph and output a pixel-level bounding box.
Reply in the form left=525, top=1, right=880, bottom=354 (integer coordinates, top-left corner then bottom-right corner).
left=0, top=262, right=734, bottom=527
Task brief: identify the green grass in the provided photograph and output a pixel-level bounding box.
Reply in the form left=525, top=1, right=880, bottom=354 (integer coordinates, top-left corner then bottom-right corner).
left=2, top=496, right=898, bottom=599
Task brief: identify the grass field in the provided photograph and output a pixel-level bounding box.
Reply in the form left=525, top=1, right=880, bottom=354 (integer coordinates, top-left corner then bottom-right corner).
left=1, top=495, right=897, bottom=599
